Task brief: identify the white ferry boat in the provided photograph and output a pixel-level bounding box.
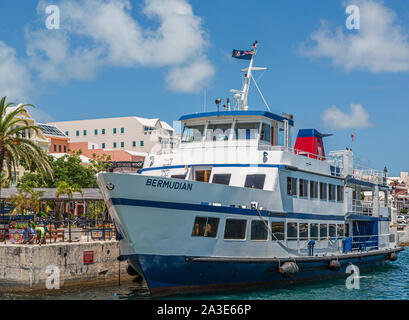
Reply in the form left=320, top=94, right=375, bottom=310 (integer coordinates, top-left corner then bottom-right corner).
left=97, top=42, right=403, bottom=297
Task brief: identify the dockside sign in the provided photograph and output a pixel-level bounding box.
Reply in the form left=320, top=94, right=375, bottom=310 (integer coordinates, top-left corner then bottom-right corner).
left=146, top=178, right=193, bottom=191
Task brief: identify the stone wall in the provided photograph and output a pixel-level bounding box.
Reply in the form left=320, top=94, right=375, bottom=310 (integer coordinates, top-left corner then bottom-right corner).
left=0, top=240, right=135, bottom=292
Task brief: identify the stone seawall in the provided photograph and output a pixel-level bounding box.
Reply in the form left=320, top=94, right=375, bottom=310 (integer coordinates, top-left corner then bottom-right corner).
left=0, top=240, right=135, bottom=292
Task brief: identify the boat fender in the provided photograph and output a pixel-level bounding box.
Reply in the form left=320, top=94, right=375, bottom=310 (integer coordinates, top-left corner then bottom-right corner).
left=388, top=252, right=398, bottom=261
left=279, top=262, right=299, bottom=278
left=126, top=264, right=139, bottom=276
left=328, top=260, right=341, bottom=271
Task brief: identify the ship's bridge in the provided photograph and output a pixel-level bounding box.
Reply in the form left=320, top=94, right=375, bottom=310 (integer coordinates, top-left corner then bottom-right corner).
left=178, top=110, right=294, bottom=150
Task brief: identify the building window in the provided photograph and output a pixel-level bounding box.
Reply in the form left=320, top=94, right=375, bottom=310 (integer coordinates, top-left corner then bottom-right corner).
left=65, top=131, right=69, bottom=136
left=299, top=223, right=308, bottom=240
left=337, top=185, right=344, bottom=202
left=113, top=128, right=117, bottom=134
left=329, top=184, right=336, bottom=201
left=287, top=222, right=297, bottom=241
left=191, top=217, right=219, bottom=238
left=94, top=129, right=98, bottom=135
left=250, top=220, right=268, bottom=241
left=320, top=182, right=328, bottom=200
left=102, top=129, right=105, bottom=135
left=102, top=143, right=105, bottom=149
left=132, top=141, right=136, bottom=147
left=244, top=174, right=266, bottom=189
left=320, top=224, right=328, bottom=240
left=63, top=145, right=67, bottom=153
left=211, top=174, right=231, bottom=185
left=310, top=223, right=319, bottom=240
left=310, top=181, right=318, bottom=199
left=58, top=145, right=62, bottom=153
left=76, top=130, right=79, bottom=136
left=120, top=141, right=124, bottom=148
left=53, top=144, right=57, bottom=152
left=140, top=141, right=144, bottom=147
left=299, top=179, right=308, bottom=198
left=287, top=177, right=297, bottom=196
left=113, top=142, right=117, bottom=148
left=271, top=222, right=285, bottom=240
left=121, top=127, right=124, bottom=134
left=83, top=130, right=87, bottom=136
left=224, top=219, right=247, bottom=240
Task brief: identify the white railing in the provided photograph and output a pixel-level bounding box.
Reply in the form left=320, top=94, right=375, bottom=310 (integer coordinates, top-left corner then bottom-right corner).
left=352, top=168, right=385, bottom=185
left=351, top=199, right=374, bottom=216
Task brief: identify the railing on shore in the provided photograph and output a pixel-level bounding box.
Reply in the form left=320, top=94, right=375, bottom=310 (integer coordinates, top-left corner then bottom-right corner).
left=0, top=218, right=118, bottom=245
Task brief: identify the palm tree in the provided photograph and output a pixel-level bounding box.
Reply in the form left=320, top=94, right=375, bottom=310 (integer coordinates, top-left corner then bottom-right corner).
left=56, top=181, right=83, bottom=242
left=9, top=188, right=30, bottom=219
left=19, top=184, right=45, bottom=220
left=0, top=96, right=53, bottom=213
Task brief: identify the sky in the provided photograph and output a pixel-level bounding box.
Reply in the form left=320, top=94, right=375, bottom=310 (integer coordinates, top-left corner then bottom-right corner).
left=0, top=0, right=409, bottom=176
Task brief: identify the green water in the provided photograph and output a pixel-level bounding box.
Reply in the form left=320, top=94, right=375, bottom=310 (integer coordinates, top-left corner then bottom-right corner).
left=2, top=248, right=408, bottom=300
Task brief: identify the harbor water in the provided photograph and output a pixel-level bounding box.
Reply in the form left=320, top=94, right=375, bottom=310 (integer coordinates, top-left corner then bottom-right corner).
left=1, top=248, right=407, bottom=300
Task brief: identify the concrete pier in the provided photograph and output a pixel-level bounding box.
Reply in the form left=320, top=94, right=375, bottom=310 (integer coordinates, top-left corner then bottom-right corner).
left=0, top=240, right=135, bottom=292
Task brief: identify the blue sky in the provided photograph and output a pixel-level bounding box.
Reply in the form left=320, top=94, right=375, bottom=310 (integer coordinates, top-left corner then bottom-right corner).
left=1, top=0, right=409, bottom=175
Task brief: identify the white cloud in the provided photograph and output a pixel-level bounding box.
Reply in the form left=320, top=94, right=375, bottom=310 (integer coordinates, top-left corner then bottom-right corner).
left=322, top=103, right=374, bottom=129
left=0, top=41, right=32, bottom=101
left=26, top=0, right=214, bottom=93
left=301, top=0, right=409, bottom=72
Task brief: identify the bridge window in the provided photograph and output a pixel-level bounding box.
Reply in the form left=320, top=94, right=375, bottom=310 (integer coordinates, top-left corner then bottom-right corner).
left=171, top=174, right=187, bottom=180
left=182, top=125, right=205, bottom=143
left=271, top=222, right=285, bottom=240
left=250, top=220, right=268, bottom=240
left=195, top=170, right=211, bottom=182
left=234, top=122, right=260, bottom=140
left=287, top=177, right=297, bottom=196
left=287, top=222, right=297, bottom=241
left=244, top=174, right=266, bottom=189
left=299, top=223, right=308, bottom=240
left=337, top=185, right=344, bottom=202
left=320, top=182, right=327, bottom=200
left=310, top=223, right=318, bottom=240
left=260, top=123, right=271, bottom=143
left=192, top=217, right=219, bottom=238
left=337, top=224, right=344, bottom=237
left=329, top=184, right=336, bottom=201
left=329, top=224, right=336, bottom=239
left=299, top=179, right=308, bottom=198
left=212, top=174, right=231, bottom=185
left=319, top=224, right=328, bottom=240
left=224, top=219, right=247, bottom=240
left=310, top=181, right=318, bottom=199
left=206, top=123, right=232, bottom=141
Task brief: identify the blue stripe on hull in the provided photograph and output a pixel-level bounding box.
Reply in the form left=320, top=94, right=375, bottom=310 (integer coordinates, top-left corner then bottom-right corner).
left=127, top=253, right=390, bottom=296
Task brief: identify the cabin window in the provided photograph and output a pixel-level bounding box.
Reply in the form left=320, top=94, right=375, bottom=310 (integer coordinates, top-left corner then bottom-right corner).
left=329, top=184, right=336, bottom=201
left=171, top=174, right=187, bottom=180
left=299, top=179, right=308, bottom=198
left=192, top=217, right=219, bottom=238
left=224, top=219, right=247, bottom=240
left=337, top=224, right=344, bottom=237
left=206, top=123, right=232, bottom=141
left=244, top=174, right=266, bottom=189
left=310, top=181, right=318, bottom=199
left=329, top=224, right=336, bottom=239
left=260, top=123, right=271, bottom=143
left=195, top=170, right=211, bottom=182
left=212, top=174, right=231, bottom=185
left=310, top=223, right=318, bottom=240
left=320, top=182, right=327, bottom=200
left=287, top=222, right=297, bottom=241
left=299, top=223, right=308, bottom=240
left=182, top=125, right=205, bottom=143
left=251, top=220, right=268, bottom=240
left=234, top=122, right=260, bottom=140
left=319, top=224, right=328, bottom=240
left=287, top=177, right=297, bottom=196
left=337, top=185, right=344, bottom=202
left=271, top=222, right=285, bottom=240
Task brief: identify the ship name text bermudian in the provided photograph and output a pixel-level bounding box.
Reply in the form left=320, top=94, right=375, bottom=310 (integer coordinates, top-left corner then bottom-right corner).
left=146, top=178, right=193, bottom=191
